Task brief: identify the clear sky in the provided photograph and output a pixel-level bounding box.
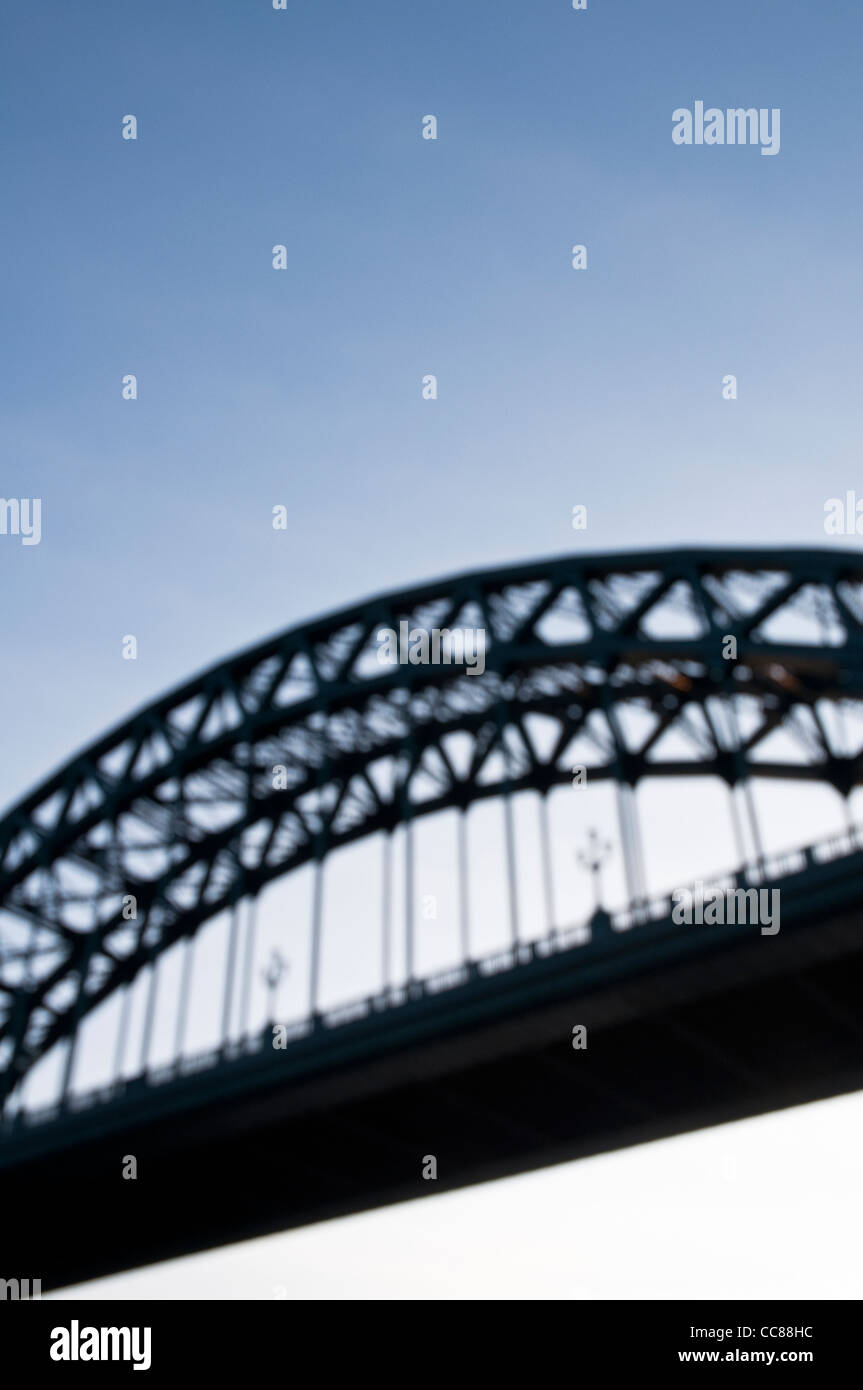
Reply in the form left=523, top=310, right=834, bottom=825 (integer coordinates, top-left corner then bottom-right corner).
left=4, top=0, right=863, bottom=1297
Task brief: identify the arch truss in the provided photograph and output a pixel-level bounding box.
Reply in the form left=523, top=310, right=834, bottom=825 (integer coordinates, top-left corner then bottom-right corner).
left=2, top=546, right=863, bottom=1105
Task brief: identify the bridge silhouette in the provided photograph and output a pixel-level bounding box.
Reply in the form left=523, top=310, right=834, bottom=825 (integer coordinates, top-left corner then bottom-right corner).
left=3, top=545, right=863, bottom=1289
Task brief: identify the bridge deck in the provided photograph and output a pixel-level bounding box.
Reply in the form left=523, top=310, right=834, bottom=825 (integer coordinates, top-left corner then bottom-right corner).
left=4, top=842, right=863, bottom=1290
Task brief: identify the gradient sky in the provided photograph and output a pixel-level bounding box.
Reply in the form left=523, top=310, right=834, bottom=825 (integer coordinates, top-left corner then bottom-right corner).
left=4, top=0, right=863, bottom=1297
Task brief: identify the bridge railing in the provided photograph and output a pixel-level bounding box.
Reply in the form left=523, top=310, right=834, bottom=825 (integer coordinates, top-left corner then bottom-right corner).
left=608, top=825, right=862, bottom=929
left=6, top=821, right=863, bottom=1138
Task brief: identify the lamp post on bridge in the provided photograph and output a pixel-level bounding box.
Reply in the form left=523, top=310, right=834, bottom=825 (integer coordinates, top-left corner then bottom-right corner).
left=263, top=951, right=288, bottom=1023
left=576, top=827, right=612, bottom=918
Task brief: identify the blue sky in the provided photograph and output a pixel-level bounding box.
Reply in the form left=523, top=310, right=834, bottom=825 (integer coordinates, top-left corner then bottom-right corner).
left=3, top=0, right=863, bottom=804
left=4, top=0, right=863, bottom=1297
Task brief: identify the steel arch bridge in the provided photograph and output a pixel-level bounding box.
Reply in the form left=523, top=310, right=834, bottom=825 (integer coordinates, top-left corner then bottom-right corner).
left=4, top=544, right=863, bottom=1287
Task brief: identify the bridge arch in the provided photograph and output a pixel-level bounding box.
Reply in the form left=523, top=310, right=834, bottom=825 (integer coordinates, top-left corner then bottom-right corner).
left=2, top=545, right=862, bottom=1104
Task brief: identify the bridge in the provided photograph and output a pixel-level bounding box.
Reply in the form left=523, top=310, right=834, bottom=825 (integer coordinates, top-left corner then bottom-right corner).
left=2, top=546, right=863, bottom=1290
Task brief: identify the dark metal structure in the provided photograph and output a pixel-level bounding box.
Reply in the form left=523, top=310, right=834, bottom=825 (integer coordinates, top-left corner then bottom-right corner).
left=2, top=545, right=863, bottom=1286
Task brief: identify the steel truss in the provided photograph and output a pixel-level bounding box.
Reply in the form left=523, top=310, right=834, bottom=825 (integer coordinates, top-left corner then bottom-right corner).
left=2, top=546, right=863, bottom=1103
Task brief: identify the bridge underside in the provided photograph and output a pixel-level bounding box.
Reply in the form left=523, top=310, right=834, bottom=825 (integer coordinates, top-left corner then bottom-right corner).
left=5, top=870, right=863, bottom=1291
left=5, top=546, right=863, bottom=1288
